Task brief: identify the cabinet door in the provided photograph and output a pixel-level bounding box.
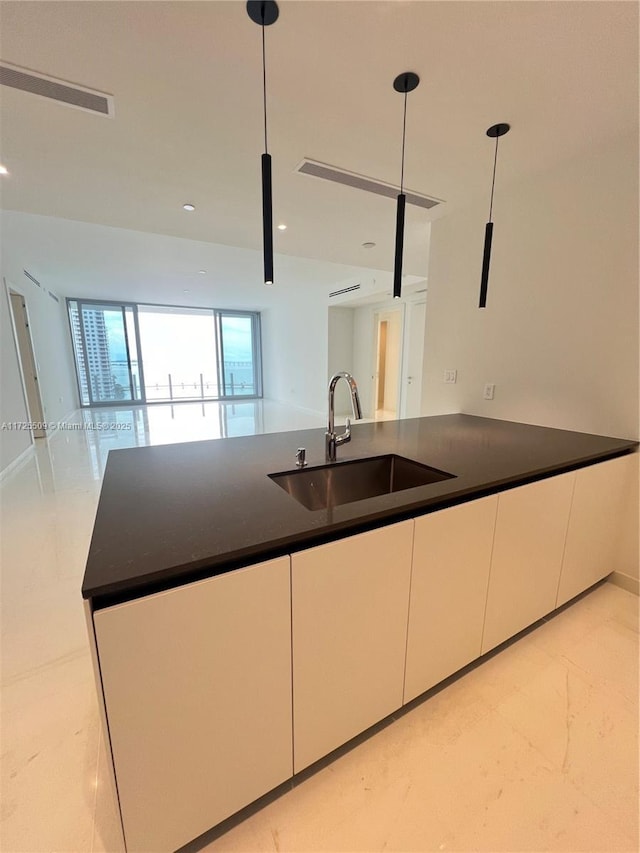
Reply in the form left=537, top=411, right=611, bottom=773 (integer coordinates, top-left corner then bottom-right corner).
left=94, top=557, right=292, bottom=853
left=557, top=454, right=636, bottom=607
left=292, top=520, right=413, bottom=773
left=481, top=473, right=575, bottom=654
left=404, top=496, right=498, bottom=704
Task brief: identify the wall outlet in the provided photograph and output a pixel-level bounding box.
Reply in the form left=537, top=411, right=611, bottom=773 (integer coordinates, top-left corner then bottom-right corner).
left=483, top=383, right=495, bottom=400
left=443, top=369, right=457, bottom=384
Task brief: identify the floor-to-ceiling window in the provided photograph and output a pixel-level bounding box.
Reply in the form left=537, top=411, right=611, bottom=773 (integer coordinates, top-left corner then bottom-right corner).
left=138, top=305, right=219, bottom=402
left=218, top=311, right=260, bottom=397
left=67, top=299, right=262, bottom=407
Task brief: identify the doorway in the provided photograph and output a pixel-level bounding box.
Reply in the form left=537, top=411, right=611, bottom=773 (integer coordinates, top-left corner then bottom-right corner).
left=8, top=289, right=46, bottom=438
left=373, top=309, right=402, bottom=420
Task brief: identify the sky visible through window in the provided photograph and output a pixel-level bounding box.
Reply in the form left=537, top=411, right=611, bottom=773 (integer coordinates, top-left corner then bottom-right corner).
left=102, top=307, right=255, bottom=399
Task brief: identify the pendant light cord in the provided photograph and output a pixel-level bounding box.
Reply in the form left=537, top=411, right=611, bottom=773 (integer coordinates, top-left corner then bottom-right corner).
left=400, top=90, right=408, bottom=193
left=262, top=21, right=268, bottom=153
left=488, top=135, right=499, bottom=222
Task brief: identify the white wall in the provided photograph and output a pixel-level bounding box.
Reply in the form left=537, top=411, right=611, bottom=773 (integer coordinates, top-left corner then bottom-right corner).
left=421, top=132, right=639, bottom=441
left=327, top=307, right=355, bottom=416
left=260, top=283, right=329, bottom=415
left=422, top=131, right=639, bottom=583
left=0, top=284, right=32, bottom=472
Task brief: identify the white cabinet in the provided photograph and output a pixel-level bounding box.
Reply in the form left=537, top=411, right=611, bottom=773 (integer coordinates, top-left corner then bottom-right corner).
left=404, top=496, right=498, bottom=704
left=90, top=451, right=636, bottom=850
left=94, top=557, right=292, bottom=853
left=291, top=521, right=413, bottom=773
left=557, top=454, right=636, bottom=606
left=481, top=473, right=575, bottom=654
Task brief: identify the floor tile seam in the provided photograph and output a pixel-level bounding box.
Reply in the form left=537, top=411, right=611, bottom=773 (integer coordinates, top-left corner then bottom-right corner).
left=554, top=650, right=639, bottom=705
left=0, top=645, right=91, bottom=690
left=491, top=687, right=640, bottom=803
left=511, top=642, right=631, bottom=699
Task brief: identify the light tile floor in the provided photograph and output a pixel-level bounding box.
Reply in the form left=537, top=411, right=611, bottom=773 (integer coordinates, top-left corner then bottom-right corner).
left=1, top=401, right=638, bottom=853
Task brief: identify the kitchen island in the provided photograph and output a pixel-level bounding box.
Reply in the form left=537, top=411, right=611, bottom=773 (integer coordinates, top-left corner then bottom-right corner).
left=82, top=415, right=637, bottom=852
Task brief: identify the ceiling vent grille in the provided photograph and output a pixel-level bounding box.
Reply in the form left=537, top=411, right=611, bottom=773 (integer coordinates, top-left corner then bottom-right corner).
left=296, top=159, right=442, bottom=210
left=24, top=269, right=41, bottom=288
left=329, top=284, right=361, bottom=298
left=0, top=62, right=114, bottom=117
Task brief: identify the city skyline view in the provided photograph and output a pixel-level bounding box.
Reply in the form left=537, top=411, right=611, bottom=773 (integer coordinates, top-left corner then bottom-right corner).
left=69, top=301, right=258, bottom=404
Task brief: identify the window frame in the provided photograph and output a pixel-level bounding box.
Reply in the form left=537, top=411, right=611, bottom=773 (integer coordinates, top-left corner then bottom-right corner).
left=66, top=297, right=263, bottom=408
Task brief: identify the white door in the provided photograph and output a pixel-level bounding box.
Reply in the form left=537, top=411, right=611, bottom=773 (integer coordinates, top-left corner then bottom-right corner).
left=557, top=454, right=635, bottom=606
left=292, top=521, right=413, bottom=773
left=401, top=301, right=426, bottom=419
left=404, top=495, right=498, bottom=703
left=8, top=289, right=46, bottom=437
left=481, top=473, right=575, bottom=654
left=94, top=557, right=293, bottom=853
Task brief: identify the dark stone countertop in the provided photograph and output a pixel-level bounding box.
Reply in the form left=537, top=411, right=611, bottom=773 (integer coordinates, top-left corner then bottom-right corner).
left=82, top=414, right=637, bottom=603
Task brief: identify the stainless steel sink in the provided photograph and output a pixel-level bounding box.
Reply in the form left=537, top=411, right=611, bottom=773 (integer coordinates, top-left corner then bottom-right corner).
left=269, top=454, right=455, bottom=511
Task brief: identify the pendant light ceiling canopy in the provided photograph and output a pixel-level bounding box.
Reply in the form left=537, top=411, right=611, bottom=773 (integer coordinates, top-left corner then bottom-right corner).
left=246, top=0, right=279, bottom=26
left=479, top=122, right=510, bottom=308
left=392, top=71, right=420, bottom=300
left=247, top=1, right=279, bottom=286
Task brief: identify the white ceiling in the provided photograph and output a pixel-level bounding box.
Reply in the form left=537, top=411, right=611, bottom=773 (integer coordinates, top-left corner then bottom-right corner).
left=0, top=1, right=637, bottom=291
left=1, top=209, right=426, bottom=309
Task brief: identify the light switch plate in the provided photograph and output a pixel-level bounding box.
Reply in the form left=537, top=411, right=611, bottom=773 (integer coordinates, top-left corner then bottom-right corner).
left=483, top=383, right=495, bottom=400
left=443, top=369, right=457, bottom=384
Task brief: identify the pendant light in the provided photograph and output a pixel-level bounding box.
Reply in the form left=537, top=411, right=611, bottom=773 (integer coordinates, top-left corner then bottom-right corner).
left=247, top=1, right=279, bottom=285
left=392, top=72, right=419, bottom=300
left=479, top=122, right=510, bottom=308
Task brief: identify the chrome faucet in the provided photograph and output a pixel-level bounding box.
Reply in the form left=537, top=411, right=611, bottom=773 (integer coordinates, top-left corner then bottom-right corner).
left=326, top=372, right=363, bottom=462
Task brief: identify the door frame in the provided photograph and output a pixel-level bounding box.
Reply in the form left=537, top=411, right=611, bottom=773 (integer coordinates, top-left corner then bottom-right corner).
left=5, top=280, right=46, bottom=438
left=75, top=298, right=146, bottom=407
left=371, top=305, right=404, bottom=420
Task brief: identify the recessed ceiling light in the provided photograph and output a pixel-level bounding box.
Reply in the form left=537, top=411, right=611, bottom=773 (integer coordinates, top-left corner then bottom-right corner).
left=0, top=165, right=8, bottom=175
left=198, top=270, right=206, bottom=275
left=277, top=223, right=287, bottom=231
left=362, top=241, right=376, bottom=249
left=183, top=203, right=195, bottom=211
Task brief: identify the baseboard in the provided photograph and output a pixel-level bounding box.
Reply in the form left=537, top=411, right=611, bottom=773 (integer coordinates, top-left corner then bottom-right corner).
left=607, top=571, right=640, bottom=596
left=0, top=442, right=35, bottom=482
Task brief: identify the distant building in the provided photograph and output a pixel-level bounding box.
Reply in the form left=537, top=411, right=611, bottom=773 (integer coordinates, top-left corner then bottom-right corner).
left=70, top=308, right=114, bottom=402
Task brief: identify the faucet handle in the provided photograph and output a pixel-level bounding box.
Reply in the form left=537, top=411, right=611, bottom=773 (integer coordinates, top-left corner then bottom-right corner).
left=296, top=448, right=307, bottom=468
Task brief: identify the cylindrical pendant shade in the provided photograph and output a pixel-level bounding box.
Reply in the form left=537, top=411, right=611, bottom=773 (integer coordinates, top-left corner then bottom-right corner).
left=261, top=153, right=274, bottom=285
left=393, top=193, right=406, bottom=299
left=479, top=221, right=494, bottom=308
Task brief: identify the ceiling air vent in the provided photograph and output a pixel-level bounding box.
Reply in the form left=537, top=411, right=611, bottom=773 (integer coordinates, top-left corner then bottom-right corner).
left=296, top=159, right=442, bottom=210
left=24, top=269, right=41, bottom=288
left=0, top=62, right=114, bottom=117
left=329, top=284, right=361, bottom=298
